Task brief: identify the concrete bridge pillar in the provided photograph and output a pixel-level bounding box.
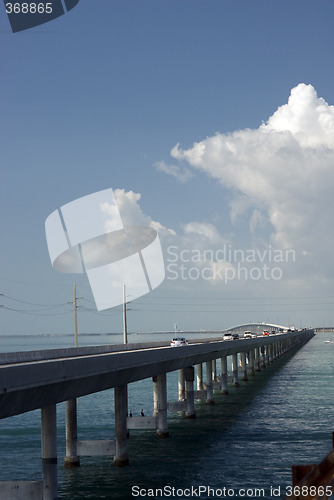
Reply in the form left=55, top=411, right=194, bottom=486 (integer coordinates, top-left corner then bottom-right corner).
left=184, top=366, right=195, bottom=418
left=231, top=353, right=239, bottom=387
left=240, top=352, right=248, bottom=381
left=266, top=345, right=270, bottom=365
left=220, top=356, right=228, bottom=394
left=153, top=377, right=158, bottom=416
left=212, top=359, right=218, bottom=382
left=64, top=399, right=80, bottom=468
left=271, top=344, right=275, bottom=363
left=273, top=342, right=278, bottom=360
left=267, top=344, right=271, bottom=363
left=196, top=363, right=204, bottom=390
left=178, top=369, right=185, bottom=401
left=261, top=346, right=266, bottom=368
left=255, top=347, right=261, bottom=371
left=114, top=385, right=129, bottom=466
left=41, top=405, right=58, bottom=500
left=248, top=350, right=255, bottom=376
left=205, top=360, right=214, bottom=404
left=155, top=373, right=169, bottom=437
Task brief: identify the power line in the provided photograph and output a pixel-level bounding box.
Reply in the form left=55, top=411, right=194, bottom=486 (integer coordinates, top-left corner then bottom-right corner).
left=0, top=305, right=73, bottom=317
left=0, top=294, right=70, bottom=308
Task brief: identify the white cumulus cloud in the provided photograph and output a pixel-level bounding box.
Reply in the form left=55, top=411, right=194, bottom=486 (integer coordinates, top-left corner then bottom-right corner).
left=166, top=84, right=334, bottom=265
left=154, top=160, right=193, bottom=183
left=113, top=188, right=176, bottom=236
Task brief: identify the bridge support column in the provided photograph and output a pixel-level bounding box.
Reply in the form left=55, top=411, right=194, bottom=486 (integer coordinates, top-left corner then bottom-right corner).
left=196, top=364, right=204, bottom=390
left=266, top=345, right=270, bottom=365
left=261, top=347, right=266, bottom=368
left=41, top=405, right=58, bottom=500
left=153, top=378, right=158, bottom=416
left=274, top=342, right=279, bottom=360
left=269, top=344, right=274, bottom=363
left=184, top=366, right=195, bottom=418
left=255, top=347, right=261, bottom=371
left=248, top=350, right=255, bottom=376
left=220, top=356, right=228, bottom=394
left=212, top=359, right=218, bottom=382
left=155, top=373, right=169, bottom=437
left=240, top=352, right=248, bottom=381
left=114, top=385, right=129, bottom=466
left=232, top=353, right=239, bottom=387
left=205, top=360, right=214, bottom=404
left=64, top=399, right=80, bottom=467
left=178, top=369, right=185, bottom=401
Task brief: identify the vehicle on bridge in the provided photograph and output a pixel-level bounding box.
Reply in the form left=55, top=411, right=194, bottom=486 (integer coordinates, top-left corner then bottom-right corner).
left=223, top=333, right=233, bottom=340
left=263, top=330, right=269, bottom=336
left=170, top=337, right=187, bottom=347
left=244, top=331, right=256, bottom=338
left=223, top=333, right=240, bottom=340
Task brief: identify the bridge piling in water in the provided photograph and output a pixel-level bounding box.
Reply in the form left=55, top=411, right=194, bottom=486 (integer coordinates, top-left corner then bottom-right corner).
left=155, top=373, right=169, bottom=437
left=113, top=385, right=129, bottom=466
left=248, top=349, right=255, bottom=376
left=178, top=369, right=185, bottom=401
left=64, top=399, right=80, bottom=468
left=196, top=363, right=204, bottom=391
left=240, top=352, right=248, bottom=381
left=255, top=346, right=261, bottom=371
left=220, top=356, right=229, bottom=394
left=205, top=360, right=214, bottom=404
left=184, top=366, right=195, bottom=418
left=232, top=353, right=240, bottom=386
left=41, top=405, right=58, bottom=500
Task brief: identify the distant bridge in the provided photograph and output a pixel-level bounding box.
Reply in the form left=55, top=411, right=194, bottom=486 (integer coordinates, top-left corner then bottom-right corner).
left=222, top=323, right=334, bottom=334
left=223, top=322, right=289, bottom=334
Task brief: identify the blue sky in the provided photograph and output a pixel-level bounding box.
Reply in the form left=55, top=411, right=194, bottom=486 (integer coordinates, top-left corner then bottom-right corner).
left=1, top=1, right=334, bottom=337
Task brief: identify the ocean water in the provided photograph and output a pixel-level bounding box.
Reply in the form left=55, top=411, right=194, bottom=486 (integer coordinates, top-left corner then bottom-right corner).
left=0, top=331, right=333, bottom=499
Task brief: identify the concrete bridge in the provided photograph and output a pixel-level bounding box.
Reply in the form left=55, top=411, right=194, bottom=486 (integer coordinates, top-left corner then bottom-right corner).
left=0, top=327, right=315, bottom=499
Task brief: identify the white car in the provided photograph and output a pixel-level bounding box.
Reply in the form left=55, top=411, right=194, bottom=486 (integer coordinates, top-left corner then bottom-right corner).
left=170, top=337, right=187, bottom=347
left=223, top=333, right=233, bottom=340
left=244, top=331, right=256, bottom=338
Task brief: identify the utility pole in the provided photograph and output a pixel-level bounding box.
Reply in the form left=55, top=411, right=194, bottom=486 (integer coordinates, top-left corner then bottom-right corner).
left=123, top=284, right=127, bottom=344
left=65, top=284, right=80, bottom=467
left=74, top=283, right=78, bottom=348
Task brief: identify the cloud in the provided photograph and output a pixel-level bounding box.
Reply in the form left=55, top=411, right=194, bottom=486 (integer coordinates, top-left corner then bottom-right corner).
left=183, top=221, right=225, bottom=245
left=166, top=84, right=334, bottom=267
left=153, top=160, right=193, bottom=183
left=113, top=188, right=176, bottom=236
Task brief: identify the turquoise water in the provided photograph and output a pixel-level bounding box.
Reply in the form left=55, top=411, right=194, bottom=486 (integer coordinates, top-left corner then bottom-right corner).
left=0, top=332, right=333, bottom=499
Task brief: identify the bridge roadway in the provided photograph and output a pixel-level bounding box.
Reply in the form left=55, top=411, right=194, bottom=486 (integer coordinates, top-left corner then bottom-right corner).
left=0, top=330, right=313, bottom=420
left=0, top=328, right=315, bottom=499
